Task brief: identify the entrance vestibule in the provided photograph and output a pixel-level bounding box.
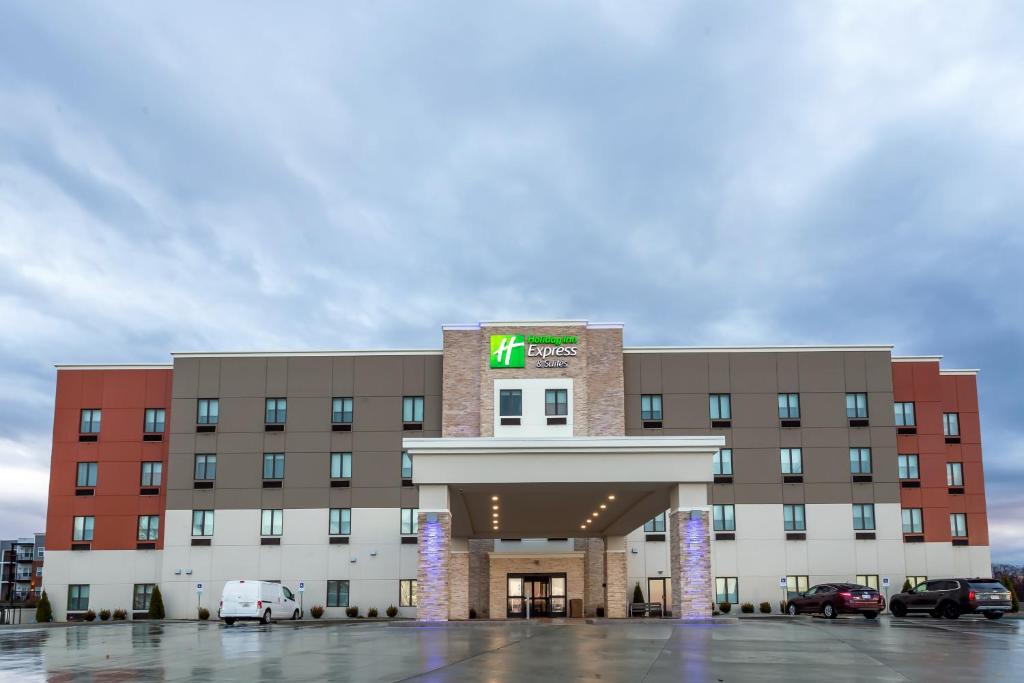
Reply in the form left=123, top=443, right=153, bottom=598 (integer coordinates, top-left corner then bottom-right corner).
left=507, top=573, right=567, bottom=618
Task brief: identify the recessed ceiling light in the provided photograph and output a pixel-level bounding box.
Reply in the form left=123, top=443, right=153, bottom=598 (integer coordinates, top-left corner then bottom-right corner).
left=592, top=512, right=599, bottom=517
left=600, top=504, right=607, bottom=509
left=492, top=496, right=499, bottom=501
left=492, top=505, right=499, bottom=510
left=492, top=513, right=499, bottom=517
left=580, top=525, right=586, bottom=529
left=608, top=495, right=615, bottom=500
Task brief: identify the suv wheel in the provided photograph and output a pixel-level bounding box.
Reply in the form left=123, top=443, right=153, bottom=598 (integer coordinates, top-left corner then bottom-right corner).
left=262, top=609, right=272, bottom=625
left=863, top=611, right=878, bottom=620
left=823, top=603, right=837, bottom=619
left=941, top=602, right=960, bottom=620
left=929, top=609, right=942, bottom=619
left=890, top=601, right=907, bottom=618
left=786, top=603, right=798, bottom=616
left=984, top=612, right=1003, bottom=620
left=293, top=609, right=300, bottom=620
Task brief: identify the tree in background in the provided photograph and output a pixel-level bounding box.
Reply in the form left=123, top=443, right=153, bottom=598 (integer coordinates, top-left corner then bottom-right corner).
left=901, top=579, right=912, bottom=593
left=148, top=586, right=165, bottom=619
left=998, top=575, right=1020, bottom=613
left=35, top=591, right=53, bottom=623
left=632, top=582, right=644, bottom=603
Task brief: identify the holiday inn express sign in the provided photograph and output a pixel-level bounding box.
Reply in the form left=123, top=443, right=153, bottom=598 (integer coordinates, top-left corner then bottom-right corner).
left=490, top=334, right=579, bottom=369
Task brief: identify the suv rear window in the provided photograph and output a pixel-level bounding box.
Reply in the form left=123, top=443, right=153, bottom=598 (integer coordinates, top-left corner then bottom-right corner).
left=968, top=581, right=1006, bottom=591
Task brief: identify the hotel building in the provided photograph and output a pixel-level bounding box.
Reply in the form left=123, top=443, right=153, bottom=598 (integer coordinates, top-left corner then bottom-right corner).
left=42, top=321, right=990, bottom=620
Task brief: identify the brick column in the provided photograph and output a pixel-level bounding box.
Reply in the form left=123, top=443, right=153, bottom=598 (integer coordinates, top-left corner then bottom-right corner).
left=603, top=535, right=628, bottom=618
left=417, top=511, right=452, bottom=622
left=468, top=539, right=493, bottom=617
left=577, top=537, right=605, bottom=616
left=670, top=509, right=712, bottom=618
left=449, top=539, right=469, bottom=620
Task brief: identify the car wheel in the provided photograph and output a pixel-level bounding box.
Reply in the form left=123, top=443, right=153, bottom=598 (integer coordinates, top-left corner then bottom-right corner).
left=941, top=602, right=960, bottom=620
left=262, top=609, right=272, bottom=625
left=224, top=618, right=235, bottom=626
left=823, top=603, right=837, bottom=619
left=929, top=609, right=942, bottom=619
left=890, top=601, right=907, bottom=618
left=293, top=609, right=300, bottom=620
left=863, top=611, right=878, bottom=620
left=786, top=603, right=798, bottom=616
left=984, top=612, right=1003, bottom=620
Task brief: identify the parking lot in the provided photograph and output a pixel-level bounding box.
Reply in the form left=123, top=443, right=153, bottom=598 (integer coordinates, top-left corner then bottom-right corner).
left=0, top=616, right=1021, bottom=682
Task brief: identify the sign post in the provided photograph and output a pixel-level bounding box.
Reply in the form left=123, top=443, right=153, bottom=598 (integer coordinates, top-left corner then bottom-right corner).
left=298, top=581, right=305, bottom=618
left=779, top=577, right=788, bottom=614
left=196, top=582, right=203, bottom=611
left=882, top=577, right=890, bottom=613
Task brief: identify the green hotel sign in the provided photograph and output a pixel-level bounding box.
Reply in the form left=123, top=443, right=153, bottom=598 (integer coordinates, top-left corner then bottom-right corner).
left=490, top=334, right=579, bottom=369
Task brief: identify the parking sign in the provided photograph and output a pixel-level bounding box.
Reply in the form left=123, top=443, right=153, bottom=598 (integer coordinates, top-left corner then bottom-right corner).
left=778, top=577, right=787, bottom=588
left=196, top=582, right=203, bottom=593
left=298, top=581, right=305, bottom=593
left=882, top=577, right=890, bottom=588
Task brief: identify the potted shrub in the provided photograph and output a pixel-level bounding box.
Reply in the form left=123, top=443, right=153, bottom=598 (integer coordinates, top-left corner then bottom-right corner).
left=99, top=609, right=111, bottom=621
left=367, top=607, right=378, bottom=618
left=35, top=591, right=53, bottom=623
left=718, top=602, right=731, bottom=614
left=386, top=605, right=398, bottom=618
left=148, top=586, right=165, bottom=620
left=198, top=607, right=210, bottom=621
left=112, top=608, right=127, bottom=621
left=345, top=606, right=359, bottom=618
left=468, top=607, right=477, bottom=619
left=999, top=576, right=1019, bottom=613
left=310, top=605, right=324, bottom=619
left=84, top=610, right=97, bottom=622
left=632, top=582, right=644, bottom=604
left=740, top=602, right=754, bottom=614
left=759, top=602, right=771, bottom=614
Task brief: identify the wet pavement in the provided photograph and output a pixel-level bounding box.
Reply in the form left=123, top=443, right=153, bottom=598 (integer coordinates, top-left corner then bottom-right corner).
left=0, top=616, right=1021, bottom=682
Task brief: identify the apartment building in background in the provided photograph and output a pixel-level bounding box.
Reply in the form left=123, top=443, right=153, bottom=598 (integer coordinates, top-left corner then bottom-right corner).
left=0, top=534, right=45, bottom=603
left=41, top=321, right=990, bottom=620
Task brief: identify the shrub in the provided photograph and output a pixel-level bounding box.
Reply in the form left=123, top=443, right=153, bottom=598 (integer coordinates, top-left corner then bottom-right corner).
left=310, top=605, right=324, bottom=619
left=84, top=610, right=97, bottom=622
left=198, top=607, right=210, bottom=621
left=148, top=586, right=165, bottom=620
left=386, top=605, right=398, bottom=618
left=713, top=610, right=720, bottom=616
left=1000, top=576, right=1020, bottom=613
left=901, top=579, right=912, bottom=593
left=468, top=607, right=477, bottom=619
left=718, top=602, right=731, bottom=614
left=740, top=602, right=754, bottom=614
left=99, top=609, right=111, bottom=621
left=345, top=606, right=359, bottom=618
left=367, top=607, right=378, bottom=618
left=632, top=582, right=645, bottom=604
left=35, top=591, right=53, bottom=623
left=759, top=602, right=771, bottom=614
left=112, top=608, right=127, bottom=621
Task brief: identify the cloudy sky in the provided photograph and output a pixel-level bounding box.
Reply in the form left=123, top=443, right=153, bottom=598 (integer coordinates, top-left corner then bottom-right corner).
left=1, top=2, right=1022, bottom=562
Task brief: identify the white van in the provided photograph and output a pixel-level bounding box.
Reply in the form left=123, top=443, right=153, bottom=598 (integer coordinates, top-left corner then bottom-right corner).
left=219, top=580, right=300, bottom=624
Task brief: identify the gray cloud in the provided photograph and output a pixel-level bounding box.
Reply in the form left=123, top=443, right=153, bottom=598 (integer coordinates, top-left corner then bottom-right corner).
left=1, top=1, right=1022, bottom=561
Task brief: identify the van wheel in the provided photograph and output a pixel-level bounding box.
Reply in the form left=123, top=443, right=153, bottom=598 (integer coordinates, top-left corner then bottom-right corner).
left=863, top=612, right=878, bottom=620
left=262, top=610, right=272, bottom=625
left=786, top=603, right=798, bottom=616
left=293, top=609, right=300, bottom=620
left=941, top=602, right=960, bottom=620
left=890, top=602, right=907, bottom=618
left=823, top=603, right=837, bottom=619
left=984, top=612, right=1003, bottom=620
left=224, top=618, right=235, bottom=626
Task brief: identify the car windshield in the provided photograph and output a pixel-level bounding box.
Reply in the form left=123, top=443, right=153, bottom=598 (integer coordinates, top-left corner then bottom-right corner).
left=968, top=581, right=1006, bottom=591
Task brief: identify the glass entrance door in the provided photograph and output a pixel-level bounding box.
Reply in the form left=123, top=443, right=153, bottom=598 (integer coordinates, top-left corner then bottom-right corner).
left=648, top=578, right=672, bottom=616
left=507, top=574, right=568, bottom=618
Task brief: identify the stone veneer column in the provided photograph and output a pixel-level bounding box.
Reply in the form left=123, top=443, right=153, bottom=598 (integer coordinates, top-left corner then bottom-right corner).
left=468, top=539, right=493, bottom=617
left=577, top=537, right=606, bottom=616
left=603, top=535, right=628, bottom=618
left=417, top=510, right=452, bottom=622
left=448, top=537, right=469, bottom=620
left=670, top=509, right=712, bottom=618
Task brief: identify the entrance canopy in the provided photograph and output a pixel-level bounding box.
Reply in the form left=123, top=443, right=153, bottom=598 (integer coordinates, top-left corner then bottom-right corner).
left=405, top=436, right=724, bottom=539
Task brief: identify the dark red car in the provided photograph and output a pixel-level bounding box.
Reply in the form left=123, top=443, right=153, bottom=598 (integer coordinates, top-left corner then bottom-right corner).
left=786, top=583, right=885, bottom=619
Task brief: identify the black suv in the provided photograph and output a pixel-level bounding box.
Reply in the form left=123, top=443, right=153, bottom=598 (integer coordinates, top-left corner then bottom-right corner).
left=889, top=578, right=1012, bottom=619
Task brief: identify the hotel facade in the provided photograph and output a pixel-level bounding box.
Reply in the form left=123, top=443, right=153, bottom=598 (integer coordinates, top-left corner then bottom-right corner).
left=42, top=321, right=991, bottom=620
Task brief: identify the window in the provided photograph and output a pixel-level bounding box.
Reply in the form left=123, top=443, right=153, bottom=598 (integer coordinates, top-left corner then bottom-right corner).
left=846, top=393, right=868, bottom=419
left=850, top=448, right=872, bottom=474
left=943, top=413, right=960, bottom=437
left=263, top=453, right=285, bottom=480
left=641, top=394, right=663, bottom=420
left=898, top=454, right=919, bottom=480
left=194, top=454, right=217, bottom=480
left=68, top=585, right=90, bottom=611
left=545, top=389, right=568, bottom=416
left=713, top=504, right=735, bottom=532
left=856, top=575, right=880, bottom=590
left=401, top=451, right=413, bottom=479
left=72, top=516, right=94, bottom=541
left=852, top=504, right=875, bottom=531
left=946, top=462, right=964, bottom=487
left=401, top=508, right=419, bottom=535
left=783, top=504, right=806, bottom=532
left=644, top=513, right=666, bottom=533
left=499, top=390, right=522, bottom=417
left=76, top=462, right=97, bottom=487
left=197, top=399, right=219, bottom=425
left=950, top=513, right=968, bottom=538
left=906, top=575, right=927, bottom=588
left=132, top=584, right=154, bottom=611
left=332, top=397, right=353, bottom=424
left=261, top=509, right=283, bottom=536
left=780, top=448, right=803, bottom=475
left=138, top=515, right=160, bottom=541
left=778, top=393, right=799, bottom=419
left=329, top=508, right=351, bottom=535
left=144, top=408, right=165, bottom=433
left=713, top=448, right=733, bottom=476
left=400, top=579, right=417, bottom=607
left=140, top=462, right=162, bottom=486
left=265, top=398, right=287, bottom=424
left=330, top=452, right=352, bottom=479
left=36, top=567, right=42, bottom=577
left=894, top=402, right=915, bottom=426
left=709, top=394, right=731, bottom=420
left=80, top=409, right=101, bottom=433
left=403, top=396, right=424, bottom=423
left=786, top=575, right=809, bottom=598
left=192, top=510, right=214, bottom=536
left=715, top=577, right=738, bottom=604
left=327, top=580, right=349, bottom=608
left=902, top=508, right=923, bottom=534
